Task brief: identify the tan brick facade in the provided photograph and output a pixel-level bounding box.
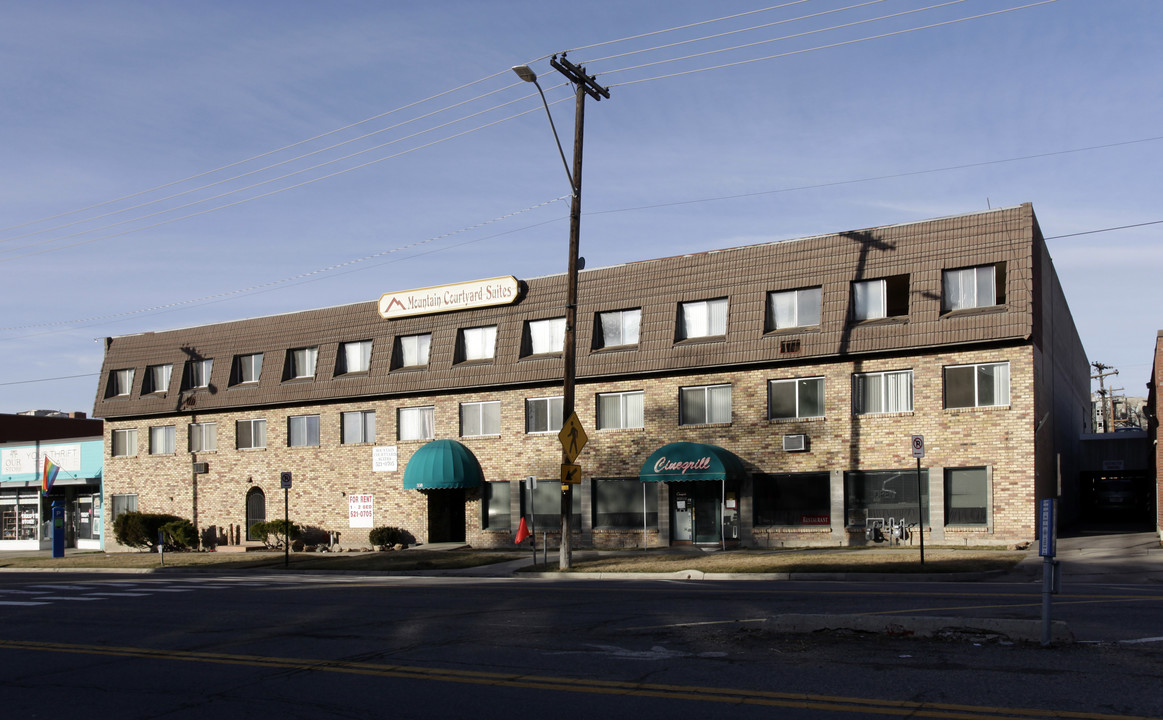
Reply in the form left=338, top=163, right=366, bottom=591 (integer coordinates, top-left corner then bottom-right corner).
left=96, top=205, right=1089, bottom=551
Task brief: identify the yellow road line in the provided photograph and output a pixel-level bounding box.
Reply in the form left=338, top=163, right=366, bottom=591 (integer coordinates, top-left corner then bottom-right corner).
left=0, top=639, right=1154, bottom=720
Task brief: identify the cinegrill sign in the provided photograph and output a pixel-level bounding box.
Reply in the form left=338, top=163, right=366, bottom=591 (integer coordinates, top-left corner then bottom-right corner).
left=378, top=276, right=520, bottom=319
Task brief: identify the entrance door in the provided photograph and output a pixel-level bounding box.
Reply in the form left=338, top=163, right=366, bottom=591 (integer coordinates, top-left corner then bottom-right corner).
left=670, top=483, right=722, bottom=545
left=245, top=488, right=266, bottom=541
left=427, top=489, right=466, bottom=543
left=692, top=484, right=721, bottom=544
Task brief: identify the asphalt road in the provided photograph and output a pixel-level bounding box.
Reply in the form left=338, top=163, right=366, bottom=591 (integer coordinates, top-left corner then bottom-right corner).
left=1, top=568, right=1160, bottom=720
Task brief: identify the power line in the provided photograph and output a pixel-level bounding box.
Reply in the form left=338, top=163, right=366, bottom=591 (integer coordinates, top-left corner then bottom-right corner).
left=610, top=0, right=1060, bottom=87
left=1044, top=220, right=1163, bottom=240
left=0, top=373, right=99, bottom=388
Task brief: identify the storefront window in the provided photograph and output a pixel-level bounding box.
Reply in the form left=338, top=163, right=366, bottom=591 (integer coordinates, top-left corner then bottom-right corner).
left=522, top=479, right=580, bottom=532
left=845, top=470, right=928, bottom=527
left=592, top=478, right=657, bottom=529
left=945, top=467, right=989, bottom=526
left=1, top=490, right=41, bottom=541
left=753, top=473, right=830, bottom=526
left=482, top=482, right=511, bottom=530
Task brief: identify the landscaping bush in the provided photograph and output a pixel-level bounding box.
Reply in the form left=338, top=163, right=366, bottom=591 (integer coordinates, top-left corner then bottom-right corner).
left=369, top=526, right=408, bottom=550
left=249, top=520, right=302, bottom=549
left=114, top=512, right=195, bottom=551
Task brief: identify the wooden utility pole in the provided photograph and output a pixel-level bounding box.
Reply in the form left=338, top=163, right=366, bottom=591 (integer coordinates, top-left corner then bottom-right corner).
left=547, top=54, right=608, bottom=570
left=1090, top=362, right=1118, bottom=433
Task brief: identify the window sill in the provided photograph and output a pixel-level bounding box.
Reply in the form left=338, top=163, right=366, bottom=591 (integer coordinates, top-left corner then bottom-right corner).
left=460, top=434, right=502, bottom=440
left=849, top=316, right=908, bottom=328
left=281, top=377, right=316, bottom=385
left=596, top=426, right=646, bottom=432
left=853, top=411, right=914, bottom=418
left=768, top=416, right=826, bottom=424
left=763, top=326, right=820, bottom=337
left=941, top=305, right=1007, bottom=319
left=390, top=365, right=429, bottom=373
left=397, top=438, right=435, bottom=444
left=753, top=525, right=832, bottom=533
left=591, top=344, right=639, bottom=354
left=518, top=352, right=563, bottom=362
left=679, top=421, right=733, bottom=428
left=335, top=371, right=370, bottom=378
left=454, top=359, right=495, bottom=367
left=674, top=335, right=726, bottom=346
left=945, top=404, right=1011, bottom=413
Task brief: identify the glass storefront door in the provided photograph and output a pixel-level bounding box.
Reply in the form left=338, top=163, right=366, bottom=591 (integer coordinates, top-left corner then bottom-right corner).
left=669, top=482, right=738, bottom=544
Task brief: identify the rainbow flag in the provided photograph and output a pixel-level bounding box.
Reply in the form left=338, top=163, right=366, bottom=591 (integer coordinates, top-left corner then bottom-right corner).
left=42, top=456, right=60, bottom=494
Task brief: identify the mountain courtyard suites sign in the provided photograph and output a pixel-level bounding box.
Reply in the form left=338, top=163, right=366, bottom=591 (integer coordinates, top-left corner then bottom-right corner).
left=378, top=276, right=520, bottom=319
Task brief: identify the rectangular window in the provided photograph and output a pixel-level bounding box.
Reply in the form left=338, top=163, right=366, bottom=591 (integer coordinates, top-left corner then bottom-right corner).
left=398, top=406, right=435, bottom=441
left=680, top=384, right=732, bottom=425
left=287, top=347, right=318, bottom=379
left=944, top=362, right=1010, bottom=409
left=149, top=426, right=176, bottom=455
left=525, top=396, right=564, bottom=434
left=288, top=415, right=321, bottom=447
left=592, top=478, right=658, bottom=529
left=753, top=473, right=831, bottom=526
left=768, top=377, right=825, bottom=420
left=943, top=264, right=1002, bottom=312
left=597, top=309, right=641, bottom=348
left=597, top=391, right=645, bottom=430
left=945, top=467, right=989, bottom=526
left=111, top=494, right=138, bottom=520
left=853, top=370, right=913, bottom=414
left=394, top=333, right=432, bottom=369
left=767, top=287, right=822, bottom=330
left=109, top=369, right=134, bottom=397
left=111, top=428, right=138, bottom=457
left=482, top=482, right=511, bottom=530
left=342, top=411, right=376, bottom=444
left=232, top=353, right=263, bottom=385
left=678, top=298, right=728, bottom=339
left=236, top=419, right=267, bottom=449
left=145, top=364, right=172, bottom=394
left=525, top=318, right=566, bottom=355
left=845, top=469, right=929, bottom=527
left=524, top=478, right=581, bottom=532
left=461, top=401, right=501, bottom=437
left=852, top=275, right=909, bottom=320
left=185, top=359, right=213, bottom=389
left=459, top=326, right=497, bottom=362
left=338, top=340, right=372, bottom=374
left=188, top=423, right=217, bottom=452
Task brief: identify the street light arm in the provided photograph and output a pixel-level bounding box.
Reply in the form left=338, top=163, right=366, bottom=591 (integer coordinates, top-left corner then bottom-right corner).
left=513, top=66, right=577, bottom=197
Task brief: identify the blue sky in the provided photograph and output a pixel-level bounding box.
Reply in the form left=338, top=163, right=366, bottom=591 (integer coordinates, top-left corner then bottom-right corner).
left=2, top=0, right=1160, bottom=415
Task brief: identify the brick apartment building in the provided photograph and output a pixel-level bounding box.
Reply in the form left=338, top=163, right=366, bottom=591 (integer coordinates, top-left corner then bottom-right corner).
left=93, top=203, right=1090, bottom=550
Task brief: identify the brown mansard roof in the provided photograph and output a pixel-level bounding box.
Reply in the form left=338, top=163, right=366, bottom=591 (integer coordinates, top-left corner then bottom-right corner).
left=94, top=204, right=1042, bottom=419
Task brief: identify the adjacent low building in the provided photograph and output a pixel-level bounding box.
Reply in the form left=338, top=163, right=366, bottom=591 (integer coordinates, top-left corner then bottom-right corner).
left=0, top=413, right=105, bottom=550
left=93, top=203, right=1090, bottom=550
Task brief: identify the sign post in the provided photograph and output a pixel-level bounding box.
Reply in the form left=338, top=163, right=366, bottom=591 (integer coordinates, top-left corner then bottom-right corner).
left=280, top=471, right=292, bottom=568
left=910, top=435, right=925, bottom=566
left=1039, top=498, right=1059, bottom=646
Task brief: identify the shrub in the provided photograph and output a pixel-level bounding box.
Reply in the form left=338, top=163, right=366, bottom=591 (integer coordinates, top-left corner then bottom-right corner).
left=114, top=512, right=194, bottom=551
left=250, top=520, right=302, bottom=549
left=369, top=526, right=406, bottom=550
left=159, top=519, right=197, bottom=550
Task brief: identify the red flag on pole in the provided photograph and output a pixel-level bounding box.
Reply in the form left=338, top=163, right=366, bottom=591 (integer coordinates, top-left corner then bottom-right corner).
left=514, top=516, right=531, bottom=544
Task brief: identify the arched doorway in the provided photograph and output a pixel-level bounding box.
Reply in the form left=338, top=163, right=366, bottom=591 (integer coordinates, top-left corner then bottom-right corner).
left=245, top=487, right=266, bottom=541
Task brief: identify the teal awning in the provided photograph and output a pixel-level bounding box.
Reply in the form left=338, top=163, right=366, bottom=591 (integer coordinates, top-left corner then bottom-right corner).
left=639, top=442, right=746, bottom=482
left=403, top=440, right=484, bottom=490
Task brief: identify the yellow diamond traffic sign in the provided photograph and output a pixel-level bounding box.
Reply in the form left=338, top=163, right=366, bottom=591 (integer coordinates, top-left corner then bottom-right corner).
left=558, top=411, right=588, bottom=463
left=561, top=463, right=582, bottom=485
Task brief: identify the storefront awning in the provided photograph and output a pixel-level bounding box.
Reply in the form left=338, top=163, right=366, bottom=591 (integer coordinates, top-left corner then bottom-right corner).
left=639, top=442, right=746, bottom=482
left=402, top=439, right=484, bottom=490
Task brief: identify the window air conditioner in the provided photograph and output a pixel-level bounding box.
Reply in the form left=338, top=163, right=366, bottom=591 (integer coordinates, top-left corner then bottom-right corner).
left=782, top=434, right=807, bottom=452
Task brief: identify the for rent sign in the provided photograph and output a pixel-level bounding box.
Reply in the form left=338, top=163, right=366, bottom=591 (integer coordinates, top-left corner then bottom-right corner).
left=348, top=494, right=374, bottom=528
left=378, top=276, right=520, bottom=319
